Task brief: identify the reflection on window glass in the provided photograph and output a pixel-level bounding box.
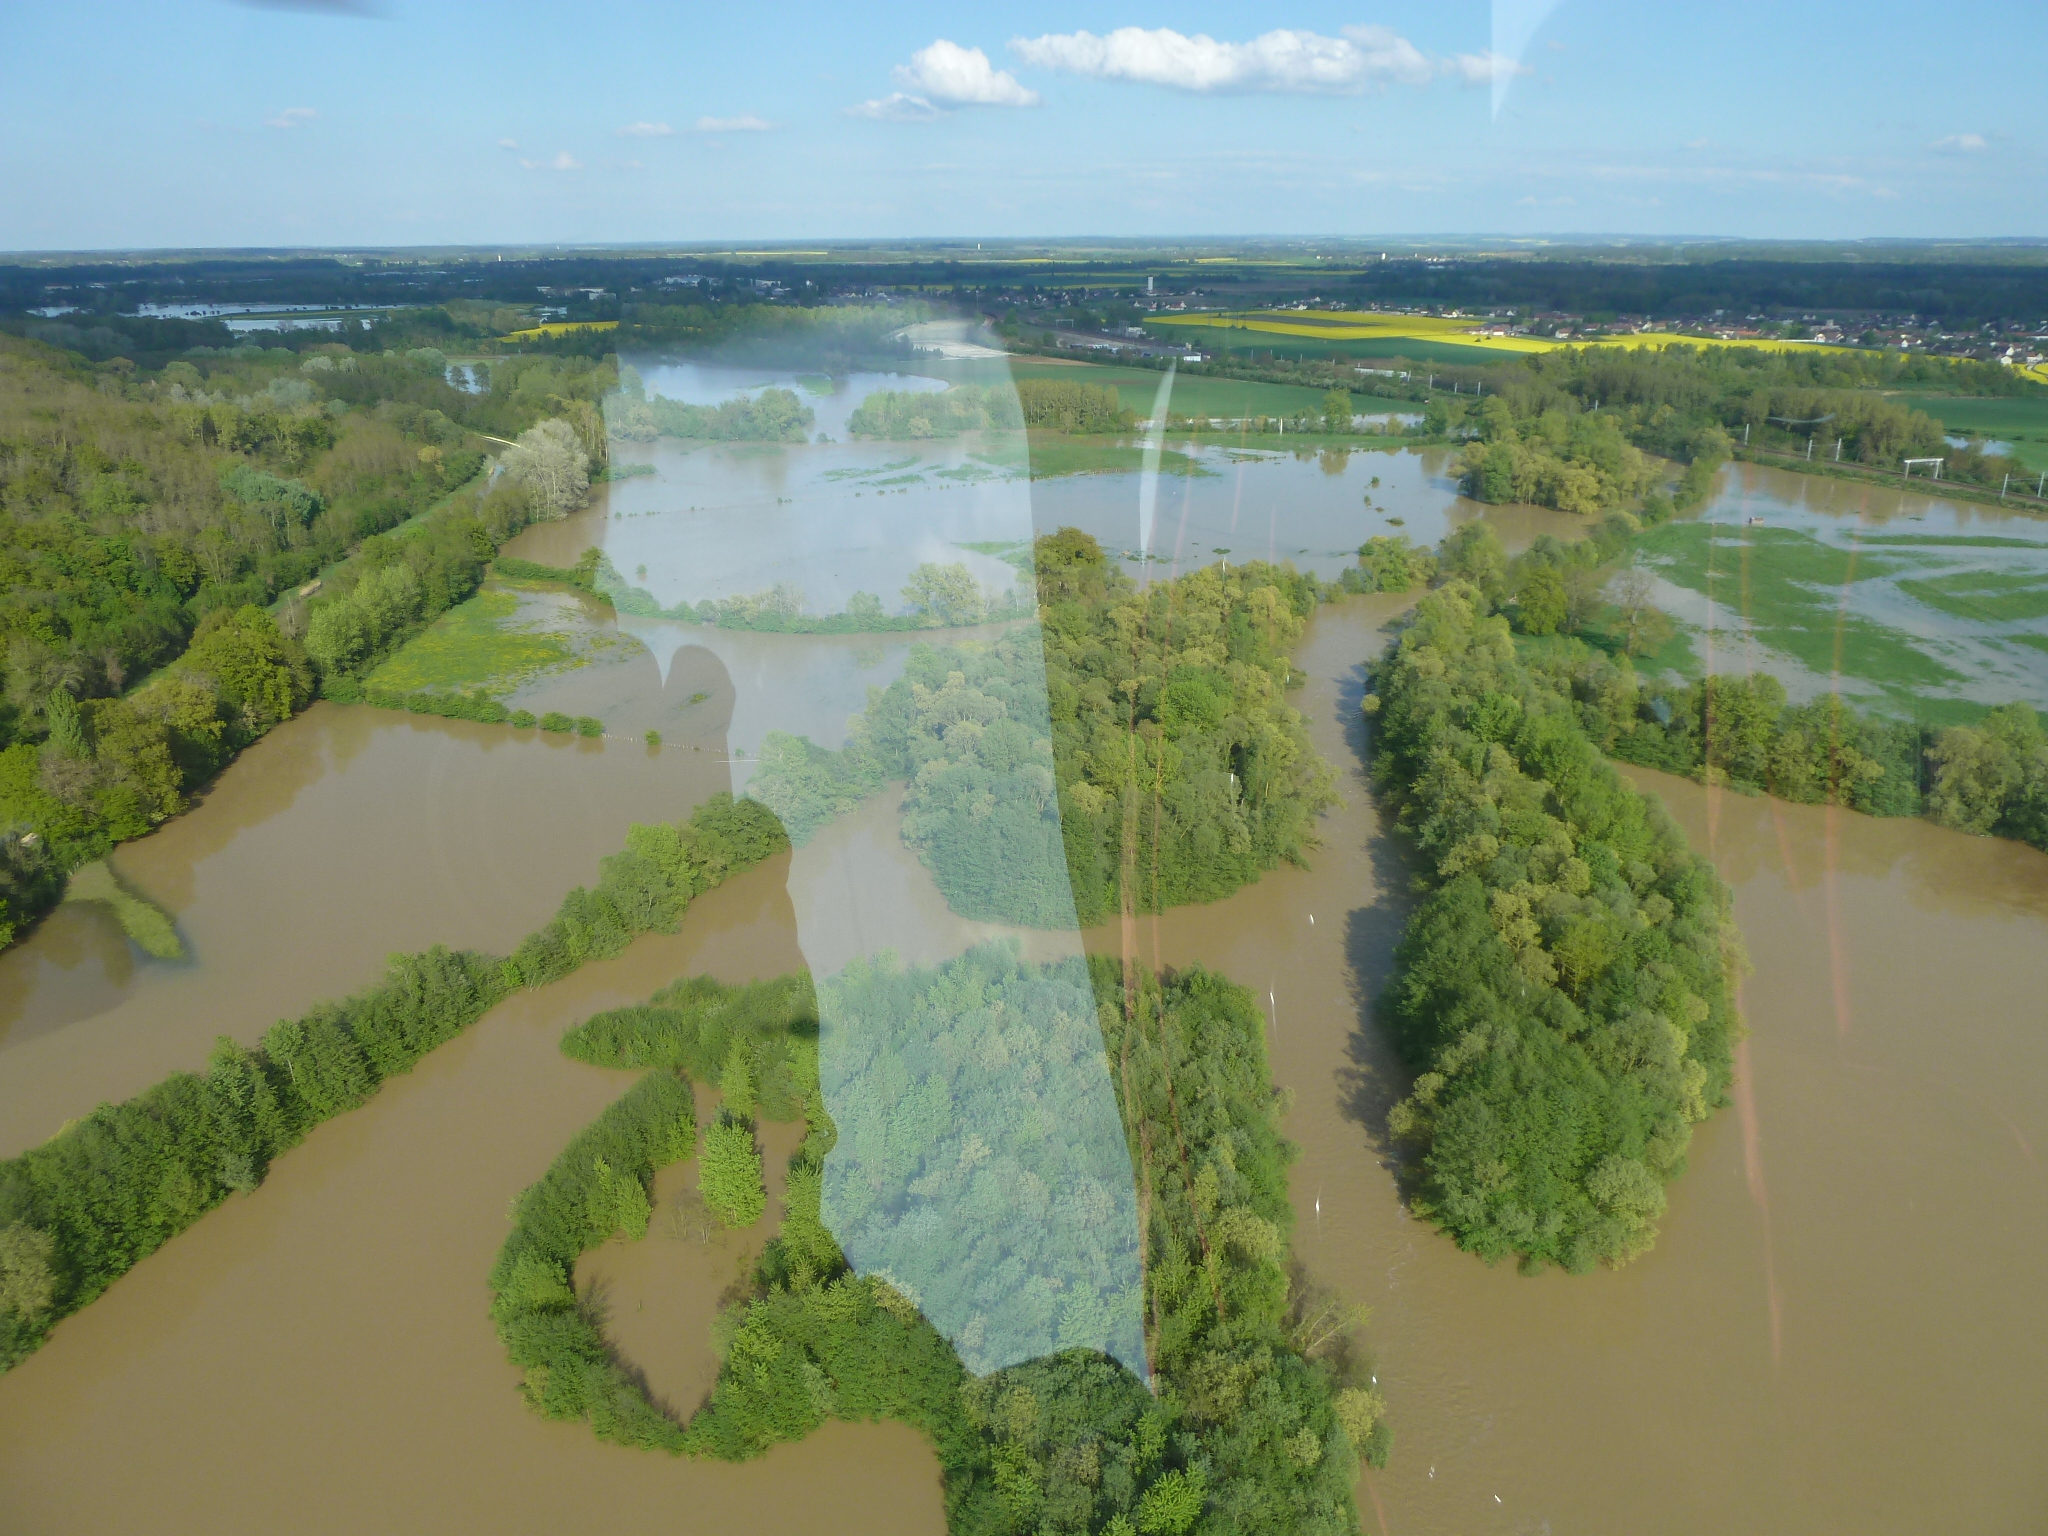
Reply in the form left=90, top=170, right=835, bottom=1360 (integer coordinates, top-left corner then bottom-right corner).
left=2, top=1, right=2045, bottom=1532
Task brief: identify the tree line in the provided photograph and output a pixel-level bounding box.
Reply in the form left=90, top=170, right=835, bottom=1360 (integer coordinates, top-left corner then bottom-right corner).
left=599, top=550, right=1029, bottom=635
left=0, top=793, right=788, bottom=1373
left=849, top=385, right=1025, bottom=439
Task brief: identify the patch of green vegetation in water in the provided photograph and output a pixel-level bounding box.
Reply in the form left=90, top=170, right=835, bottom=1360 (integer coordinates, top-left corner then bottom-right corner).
left=1853, top=533, right=2048, bottom=549
left=1636, top=521, right=1962, bottom=693
left=63, top=861, right=182, bottom=959
left=957, top=539, right=1035, bottom=574
left=823, top=455, right=921, bottom=482
left=366, top=586, right=585, bottom=698
left=1021, top=434, right=1213, bottom=480
left=1898, top=571, right=2048, bottom=624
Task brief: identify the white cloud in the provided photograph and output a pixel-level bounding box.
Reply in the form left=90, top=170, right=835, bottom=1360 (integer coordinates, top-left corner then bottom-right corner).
left=695, top=114, right=774, bottom=132
left=894, top=39, right=1038, bottom=106
left=518, top=151, right=582, bottom=171
left=1441, top=52, right=1531, bottom=87
left=846, top=92, right=945, bottom=122
left=497, top=137, right=519, bottom=150
left=615, top=121, right=673, bottom=138
left=1008, top=24, right=1430, bottom=94
left=1930, top=133, right=1988, bottom=154
left=266, top=107, right=318, bottom=129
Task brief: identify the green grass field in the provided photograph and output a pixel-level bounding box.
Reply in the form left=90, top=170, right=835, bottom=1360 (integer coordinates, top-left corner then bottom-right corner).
left=366, top=586, right=584, bottom=697
left=1901, top=395, right=2048, bottom=474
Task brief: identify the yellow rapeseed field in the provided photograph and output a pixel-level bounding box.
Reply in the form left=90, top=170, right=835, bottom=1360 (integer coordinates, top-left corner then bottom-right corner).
left=1152, top=310, right=1852, bottom=358
left=499, top=320, right=621, bottom=341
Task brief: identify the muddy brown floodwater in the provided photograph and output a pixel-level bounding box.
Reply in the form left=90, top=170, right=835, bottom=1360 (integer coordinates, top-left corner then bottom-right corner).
left=0, top=664, right=744, bottom=1158
left=2, top=587, right=2044, bottom=1533
left=0, top=854, right=948, bottom=1536
left=1091, top=596, right=2048, bottom=1534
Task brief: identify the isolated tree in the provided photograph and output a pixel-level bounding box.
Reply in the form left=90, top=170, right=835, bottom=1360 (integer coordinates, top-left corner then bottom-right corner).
left=1515, top=565, right=1569, bottom=636
left=719, top=1038, right=757, bottom=1120
left=902, top=562, right=985, bottom=627
left=698, top=1118, right=766, bottom=1228
left=1321, top=388, right=1352, bottom=434
left=502, top=418, right=591, bottom=518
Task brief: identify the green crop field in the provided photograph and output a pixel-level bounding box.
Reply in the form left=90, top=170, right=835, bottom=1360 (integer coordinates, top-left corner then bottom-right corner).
left=1902, top=395, right=2048, bottom=473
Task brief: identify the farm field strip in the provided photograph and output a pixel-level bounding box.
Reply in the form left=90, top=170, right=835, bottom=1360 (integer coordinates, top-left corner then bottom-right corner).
left=1154, top=310, right=1860, bottom=358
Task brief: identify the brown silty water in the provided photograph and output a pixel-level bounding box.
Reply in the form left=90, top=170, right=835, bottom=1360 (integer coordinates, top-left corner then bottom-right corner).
left=0, top=653, right=950, bottom=1534
left=3, top=507, right=2045, bottom=1528
left=1093, top=596, right=2048, bottom=1534
left=0, top=647, right=745, bottom=1158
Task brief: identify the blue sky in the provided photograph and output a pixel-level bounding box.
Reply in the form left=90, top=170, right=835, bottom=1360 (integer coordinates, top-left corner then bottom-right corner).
left=2, top=0, right=2041, bottom=250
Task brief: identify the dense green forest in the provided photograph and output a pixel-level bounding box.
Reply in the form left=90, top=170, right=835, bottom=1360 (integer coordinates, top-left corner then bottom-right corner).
left=0, top=330, right=614, bottom=948
left=1368, top=579, right=1741, bottom=1272
left=502, top=953, right=1383, bottom=1534
left=0, top=793, right=787, bottom=1372
left=747, top=530, right=1338, bottom=927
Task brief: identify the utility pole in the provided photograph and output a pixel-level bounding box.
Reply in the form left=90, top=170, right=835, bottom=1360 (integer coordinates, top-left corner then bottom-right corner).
left=1835, top=438, right=1843, bottom=461
left=1807, top=437, right=1814, bottom=460
left=1743, top=423, right=1751, bottom=446
left=2001, top=473, right=2010, bottom=500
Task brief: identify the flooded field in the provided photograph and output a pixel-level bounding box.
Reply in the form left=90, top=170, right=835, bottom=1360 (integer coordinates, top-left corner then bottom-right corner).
left=1638, top=460, right=2048, bottom=712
